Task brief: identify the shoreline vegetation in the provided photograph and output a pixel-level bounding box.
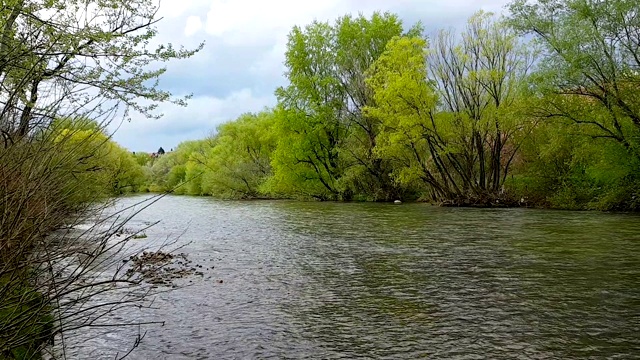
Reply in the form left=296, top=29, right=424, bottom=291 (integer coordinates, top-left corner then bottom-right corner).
left=1, top=0, right=202, bottom=358
left=1, top=0, right=638, bottom=359
left=126, top=5, right=639, bottom=212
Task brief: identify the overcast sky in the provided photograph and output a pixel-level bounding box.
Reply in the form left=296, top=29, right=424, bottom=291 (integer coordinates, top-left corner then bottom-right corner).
left=110, top=0, right=512, bottom=152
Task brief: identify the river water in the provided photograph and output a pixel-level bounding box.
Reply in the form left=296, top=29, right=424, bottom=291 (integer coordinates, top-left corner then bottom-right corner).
left=63, top=195, right=640, bottom=359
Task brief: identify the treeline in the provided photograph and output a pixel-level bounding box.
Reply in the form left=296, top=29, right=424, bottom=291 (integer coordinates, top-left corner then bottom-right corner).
left=138, top=1, right=639, bottom=211
left=1, top=117, right=144, bottom=357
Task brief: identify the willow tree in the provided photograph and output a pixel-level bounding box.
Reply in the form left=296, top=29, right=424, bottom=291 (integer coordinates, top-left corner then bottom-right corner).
left=428, top=12, right=535, bottom=198
left=367, top=12, right=534, bottom=204
left=365, top=36, right=446, bottom=200
left=50, top=120, right=146, bottom=197
left=272, top=12, right=419, bottom=200
left=508, top=0, right=640, bottom=153
left=507, top=0, right=640, bottom=209
left=203, top=111, right=277, bottom=199
left=147, top=139, right=213, bottom=193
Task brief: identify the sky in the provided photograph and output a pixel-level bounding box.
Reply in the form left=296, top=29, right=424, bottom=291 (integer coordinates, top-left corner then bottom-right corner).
left=110, top=0, right=512, bottom=152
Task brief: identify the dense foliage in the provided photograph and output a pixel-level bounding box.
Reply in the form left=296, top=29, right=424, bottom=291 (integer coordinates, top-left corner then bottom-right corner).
left=142, top=3, right=639, bottom=210
left=507, top=0, right=640, bottom=210
left=1, top=0, right=199, bottom=357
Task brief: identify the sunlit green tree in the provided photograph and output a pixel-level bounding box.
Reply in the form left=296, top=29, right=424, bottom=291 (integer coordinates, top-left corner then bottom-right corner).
left=272, top=12, right=420, bottom=200
left=367, top=12, right=534, bottom=203
left=204, top=111, right=276, bottom=198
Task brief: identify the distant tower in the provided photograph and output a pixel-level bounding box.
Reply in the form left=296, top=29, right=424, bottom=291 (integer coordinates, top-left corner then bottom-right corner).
left=157, top=147, right=165, bottom=155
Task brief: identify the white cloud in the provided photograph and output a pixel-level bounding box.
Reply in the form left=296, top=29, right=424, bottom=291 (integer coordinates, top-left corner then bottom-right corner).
left=110, top=0, right=515, bottom=150
left=204, top=0, right=512, bottom=93
left=202, top=0, right=510, bottom=47
left=248, top=33, right=288, bottom=77
left=204, top=0, right=350, bottom=46
left=156, top=0, right=206, bottom=19
left=184, top=16, right=203, bottom=36
left=110, top=89, right=275, bottom=152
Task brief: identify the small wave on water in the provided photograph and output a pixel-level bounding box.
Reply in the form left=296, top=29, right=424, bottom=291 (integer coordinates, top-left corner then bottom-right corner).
left=58, top=195, right=640, bottom=359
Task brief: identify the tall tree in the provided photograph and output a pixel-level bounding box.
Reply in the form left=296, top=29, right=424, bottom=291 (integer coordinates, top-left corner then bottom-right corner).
left=367, top=12, right=534, bottom=204
left=428, top=11, right=535, bottom=196
left=272, top=12, right=419, bottom=200
left=365, top=36, right=446, bottom=200
left=508, top=0, right=640, bottom=152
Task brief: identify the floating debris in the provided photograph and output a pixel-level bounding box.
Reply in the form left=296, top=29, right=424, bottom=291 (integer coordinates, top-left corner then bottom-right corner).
left=125, top=251, right=204, bottom=286
left=115, top=227, right=147, bottom=239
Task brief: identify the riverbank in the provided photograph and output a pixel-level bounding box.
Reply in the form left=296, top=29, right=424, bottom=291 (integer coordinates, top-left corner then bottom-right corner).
left=132, top=190, right=589, bottom=212
left=138, top=185, right=640, bottom=213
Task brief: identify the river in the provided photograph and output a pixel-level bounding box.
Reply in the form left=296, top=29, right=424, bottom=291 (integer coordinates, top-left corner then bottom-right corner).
left=62, top=195, right=640, bottom=359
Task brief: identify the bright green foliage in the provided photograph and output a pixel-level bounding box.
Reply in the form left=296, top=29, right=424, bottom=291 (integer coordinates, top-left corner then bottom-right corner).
left=146, top=151, right=181, bottom=192
left=272, top=12, right=419, bottom=200
left=273, top=20, right=351, bottom=200
left=337, top=14, right=423, bottom=201
left=366, top=13, right=534, bottom=204
left=133, top=152, right=153, bottom=166
left=506, top=0, right=640, bottom=209
left=174, top=139, right=211, bottom=195
left=508, top=0, right=640, bottom=151
left=146, top=139, right=212, bottom=194
left=50, top=121, right=146, bottom=200
left=509, top=108, right=640, bottom=210
left=428, top=12, right=535, bottom=200
left=203, top=111, right=276, bottom=198
left=143, top=111, right=276, bottom=198
left=364, top=36, right=440, bottom=198
left=267, top=107, right=343, bottom=200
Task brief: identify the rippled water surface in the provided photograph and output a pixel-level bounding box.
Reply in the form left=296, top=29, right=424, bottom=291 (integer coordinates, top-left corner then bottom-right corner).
left=66, top=195, right=640, bottom=359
